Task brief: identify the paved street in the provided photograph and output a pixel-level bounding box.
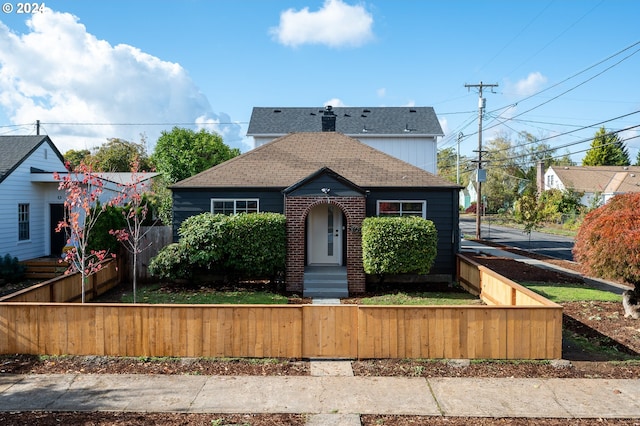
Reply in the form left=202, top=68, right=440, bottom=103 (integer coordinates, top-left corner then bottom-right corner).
left=460, top=216, right=575, bottom=261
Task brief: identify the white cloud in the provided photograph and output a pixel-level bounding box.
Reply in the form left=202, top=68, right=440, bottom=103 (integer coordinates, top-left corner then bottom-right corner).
left=376, top=88, right=386, bottom=98
left=323, top=98, right=347, bottom=107
left=510, top=72, right=548, bottom=97
left=270, top=0, right=374, bottom=48
left=0, top=9, right=246, bottom=153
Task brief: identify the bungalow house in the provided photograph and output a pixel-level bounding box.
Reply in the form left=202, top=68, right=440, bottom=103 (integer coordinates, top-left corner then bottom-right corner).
left=247, top=106, right=444, bottom=174
left=0, top=135, right=68, bottom=260
left=171, top=131, right=461, bottom=297
left=542, top=165, right=640, bottom=207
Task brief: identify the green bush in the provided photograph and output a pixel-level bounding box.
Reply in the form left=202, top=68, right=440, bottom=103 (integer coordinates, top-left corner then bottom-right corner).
left=87, top=204, right=127, bottom=254
left=148, top=243, right=190, bottom=281
left=362, top=216, right=438, bottom=276
left=222, top=213, right=286, bottom=278
left=0, top=253, right=25, bottom=283
left=149, top=212, right=286, bottom=282
left=178, top=213, right=227, bottom=270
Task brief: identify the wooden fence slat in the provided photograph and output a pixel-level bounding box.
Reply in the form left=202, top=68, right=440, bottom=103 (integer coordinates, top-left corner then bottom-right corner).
left=0, top=255, right=563, bottom=360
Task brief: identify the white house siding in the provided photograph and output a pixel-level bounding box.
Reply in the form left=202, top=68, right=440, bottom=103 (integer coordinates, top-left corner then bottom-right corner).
left=0, top=142, right=66, bottom=261
left=361, top=136, right=437, bottom=174
left=544, top=168, right=601, bottom=207
left=254, top=135, right=437, bottom=174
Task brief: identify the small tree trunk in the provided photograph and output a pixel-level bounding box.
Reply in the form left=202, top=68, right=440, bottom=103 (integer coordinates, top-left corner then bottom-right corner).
left=133, top=251, right=138, bottom=303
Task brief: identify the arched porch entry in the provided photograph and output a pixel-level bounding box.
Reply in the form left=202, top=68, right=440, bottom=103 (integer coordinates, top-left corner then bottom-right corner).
left=285, top=196, right=365, bottom=297
left=283, top=167, right=366, bottom=297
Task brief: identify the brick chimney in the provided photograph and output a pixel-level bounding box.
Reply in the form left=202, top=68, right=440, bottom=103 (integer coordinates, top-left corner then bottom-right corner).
left=322, top=105, right=336, bottom=132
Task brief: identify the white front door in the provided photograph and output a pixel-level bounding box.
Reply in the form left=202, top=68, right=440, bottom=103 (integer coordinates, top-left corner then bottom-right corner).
left=307, top=204, right=342, bottom=265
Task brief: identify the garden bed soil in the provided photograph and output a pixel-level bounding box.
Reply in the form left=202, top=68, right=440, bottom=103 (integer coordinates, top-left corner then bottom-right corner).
left=2, top=250, right=640, bottom=425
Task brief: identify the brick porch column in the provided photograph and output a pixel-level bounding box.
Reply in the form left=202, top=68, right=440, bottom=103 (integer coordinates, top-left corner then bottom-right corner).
left=285, top=196, right=366, bottom=295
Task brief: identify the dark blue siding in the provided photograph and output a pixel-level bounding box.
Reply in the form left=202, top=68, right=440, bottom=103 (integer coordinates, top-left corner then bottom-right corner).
left=366, top=188, right=460, bottom=276
left=172, top=188, right=284, bottom=240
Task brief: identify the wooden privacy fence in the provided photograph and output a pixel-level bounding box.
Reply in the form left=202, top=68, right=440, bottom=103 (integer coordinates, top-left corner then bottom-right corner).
left=120, top=226, right=172, bottom=283
left=0, top=259, right=120, bottom=303
left=0, top=254, right=563, bottom=359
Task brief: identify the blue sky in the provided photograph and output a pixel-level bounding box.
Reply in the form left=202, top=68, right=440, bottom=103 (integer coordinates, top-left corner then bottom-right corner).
left=0, top=0, right=638, bottom=167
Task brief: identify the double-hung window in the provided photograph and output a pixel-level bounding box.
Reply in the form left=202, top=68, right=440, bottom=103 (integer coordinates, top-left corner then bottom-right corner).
left=377, top=200, right=426, bottom=218
left=211, top=199, right=259, bottom=215
left=18, top=203, right=30, bottom=241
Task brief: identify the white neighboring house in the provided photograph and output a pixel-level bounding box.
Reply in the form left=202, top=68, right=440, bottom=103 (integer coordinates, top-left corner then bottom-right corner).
left=247, top=106, right=445, bottom=174
left=0, top=135, right=68, bottom=261
left=460, top=180, right=477, bottom=210
left=543, top=165, right=640, bottom=206
left=0, top=135, right=160, bottom=262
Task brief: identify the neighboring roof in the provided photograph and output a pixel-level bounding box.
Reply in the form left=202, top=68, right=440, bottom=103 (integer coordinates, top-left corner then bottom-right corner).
left=173, top=132, right=460, bottom=189
left=247, top=107, right=444, bottom=137
left=94, top=172, right=160, bottom=185
left=0, top=135, right=66, bottom=184
left=549, top=165, right=640, bottom=193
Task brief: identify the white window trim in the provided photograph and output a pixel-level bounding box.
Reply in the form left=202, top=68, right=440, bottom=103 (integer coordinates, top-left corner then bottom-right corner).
left=18, top=203, right=30, bottom=241
left=376, top=200, right=426, bottom=218
left=210, top=198, right=260, bottom=215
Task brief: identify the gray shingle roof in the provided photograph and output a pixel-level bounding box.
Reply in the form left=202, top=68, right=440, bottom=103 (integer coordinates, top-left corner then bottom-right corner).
left=0, top=135, right=65, bottom=184
left=173, top=132, right=459, bottom=189
left=247, top=107, right=444, bottom=136
left=550, top=165, right=640, bottom=194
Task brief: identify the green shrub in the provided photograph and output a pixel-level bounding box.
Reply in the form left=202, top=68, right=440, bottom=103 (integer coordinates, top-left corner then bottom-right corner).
left=178, top=213, right=227, bottom=270
left=87, top=204, right=127, bottom=254
left=0, top=253, right=25, bottom=283
left=148, top=243, right=190, bottom=281
left=149, top=212, right=286, bottom=282
left=222, top=213, right=286, bottom=278
left=362, top=216, right=438, bottom=276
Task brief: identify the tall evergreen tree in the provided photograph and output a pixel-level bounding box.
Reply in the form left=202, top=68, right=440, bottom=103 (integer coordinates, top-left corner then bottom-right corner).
left=582, top=127, right=630, bottom=166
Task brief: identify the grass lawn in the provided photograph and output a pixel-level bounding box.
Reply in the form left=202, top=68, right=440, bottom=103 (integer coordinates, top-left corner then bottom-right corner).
left=121, top=283, right=289, bottom=304
left=357, top=291, right=481, bottom=305
left=522, top=282, right=622, bottom=303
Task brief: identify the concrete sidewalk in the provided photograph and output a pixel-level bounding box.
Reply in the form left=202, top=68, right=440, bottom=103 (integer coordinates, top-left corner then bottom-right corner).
left=1, top=366, right=640, bottom=420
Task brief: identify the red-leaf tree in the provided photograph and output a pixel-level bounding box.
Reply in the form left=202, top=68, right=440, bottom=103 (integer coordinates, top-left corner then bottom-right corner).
left=110, top=158, right=157, bottom=303
left=573, top=192, right=640, bottom=295
left=54, top=161, right=123, bottom=303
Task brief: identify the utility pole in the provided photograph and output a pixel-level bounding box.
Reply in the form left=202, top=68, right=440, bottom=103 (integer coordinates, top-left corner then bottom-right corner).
left=456, top=132, right=463, bottom=186
left=465, top=82, right=498, bottom=240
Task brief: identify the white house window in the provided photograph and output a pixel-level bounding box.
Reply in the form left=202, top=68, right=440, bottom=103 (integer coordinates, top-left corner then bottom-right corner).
left=18, top=203, right=30, bottom=241
left=377, top=200, right=426, bottom=218
left=211, top=199, right=259, bottom=215
left=547, top=174, right=554, bottom=188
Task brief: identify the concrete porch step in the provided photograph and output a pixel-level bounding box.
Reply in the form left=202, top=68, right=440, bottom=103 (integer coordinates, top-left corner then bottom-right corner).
left=303, top=266, right=348, bottom=298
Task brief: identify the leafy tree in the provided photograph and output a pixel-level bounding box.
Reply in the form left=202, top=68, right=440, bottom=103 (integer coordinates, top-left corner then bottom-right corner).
left=573, top=193, right=640, bottom=295
left=110, top=158, right=159, bottom=303
left=514, top=193, right=544, bottom=244
left=582, top=127, right=630, bottom=166
left=635, top=150, right=640, bottom=166
left=90, top=137, right=151, bottom=172
left=54, top=162, right=123, bottom=303
left=151, top=127, right=240, bottom=183
left=437, top=146, right=472, bottom=186
left=63, top=149, right=91, bottom=169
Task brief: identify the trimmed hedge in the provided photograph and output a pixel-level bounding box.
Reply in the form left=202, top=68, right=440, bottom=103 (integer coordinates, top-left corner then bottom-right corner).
left=149, top=212, right=286, bottom=282
left=362, top=216, right=438, bottom=276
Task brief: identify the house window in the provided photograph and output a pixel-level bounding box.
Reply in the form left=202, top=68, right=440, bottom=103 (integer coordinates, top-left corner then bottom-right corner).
left=211, top=199, right=259, bottom=215
left=18, top=203, right=30, bottom=241
left=547, top=174, right=554, bottom=188
left=377, top=200, right=426, bottom=218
